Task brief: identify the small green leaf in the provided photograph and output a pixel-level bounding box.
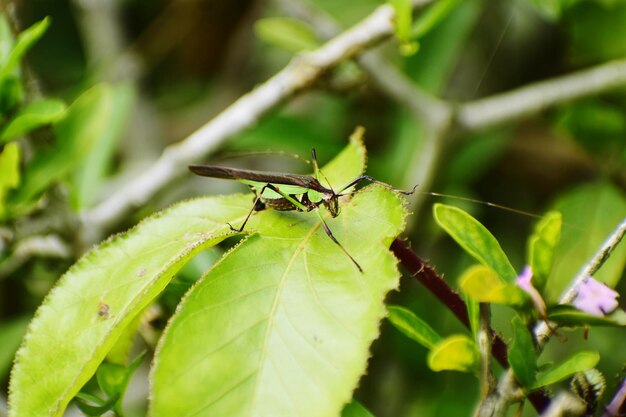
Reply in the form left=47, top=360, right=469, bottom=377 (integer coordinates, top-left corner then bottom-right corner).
left=96, top=363, right=127, bottom=399
left=0, top=98, right=67, bottom=142
left=427, top=334, right=479, bottom=373
left=459, top=265, right=527, bottom=305
left=465, top=293, right=480, bottom=339
left=412, top=0, right=460, bottom=38
left=508, top=316, right=536, bottom=388
left=342, top=400, right=376, bottom=417
left=75, top=392, right=120, bottom=417
left=0, top=15, right=13, bottom=64
left=527, top=211, right=561, bottom=291
left=0, top=17, right=50, bottom=81
left=0, top=316, right=29, bottom=379
left=531, top=351, right=600, bottom=390
left=548, top=305, right=626, bottom=327
left=433, top=204, right=517, bottom=283
left=389, top=0, right=419, bottom=55
left=96, top=350, right=146, bottom=413
left=387, top=305, right=442, bottom=349
left=389, top=0, right=413, bottom=41
left=9, top=84, right=114, bottom=207
left=549, top=182, right=626, bottom=300
left=321, top=125, right=366, bottom=192
left=0, top=141, right=20, bottom=218
left=72, top=83, right=134, bottom=208
left=526, top=0, right=562, bottom=20
left=254, top=17, right=319, bottom=52
left=8, top=194, right=252, bottom=417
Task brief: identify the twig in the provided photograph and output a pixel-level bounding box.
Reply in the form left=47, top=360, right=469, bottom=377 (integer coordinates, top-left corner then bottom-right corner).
left=486, top=218, right=626, bottom=415
left=540, top=392, right=586, bottom=417
left=81, top=0, right=626, bottom=241
left=535, top=217, right=626, bottom=347
left=0, top=235, right=71, bottom=279
left=602, top=377, right=626, bottom=417
left=278, top=0, right=452, bottom=223
left=80, top=1, right=433, bottom=238
left=390, top=238, right=551, bottom=412
left=477, top=303, right=495, bottom=400
left=455, top=59, right=626, bottom=132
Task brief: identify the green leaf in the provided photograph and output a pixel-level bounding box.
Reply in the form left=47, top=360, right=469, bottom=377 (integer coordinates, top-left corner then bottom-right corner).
left=72, top=83, right=135, bottom=208
left=548, top=305, right=626, bottom=327
left=412, top=0, right=461, bottom=39
left=427, top=334, right=479, bottom=373
left=94, top=351, right=146, bottom=414
left=433, top=204, right=517, bottom=283
left=8, top=194, right=252, bottom=417
left=389, top=0, right=418, bottom=55
left=548, top=182, right=626, bottom=300
left=459, top=264, right=527, bottom=306
left=342, top=400, right=376, bottom=417
left=465, top=293, right=480, bottom=340
left=508, top=316, right=536, bottom=388
left=527, top=211, right=562, bottom=291
left=320, top=125, right=366, bottom=192
left=8, top=84, right=115, bottom=207
left=254, top=17, right=319, bottom=52
left=0, top=15, right=13, bottom=64
left=387, top=305, right=442, bottom=349
left=0, top=99, right=67, bottom=142
left=0, top=17, right=50, bottom=81
left=526, top=0, right=562, bottom=20
left=0, top=316, right=29, bottom=379
left=75, top=392, right=120, bottom=417
left=564, top=2, right=626, bottom=64
left=151, top=186, right=407, bottom=417
left=389, top=0, right=412, bottom=40
left=0, top=141, right=20, bottom=218
left=531, top=351, right=600, bottom=390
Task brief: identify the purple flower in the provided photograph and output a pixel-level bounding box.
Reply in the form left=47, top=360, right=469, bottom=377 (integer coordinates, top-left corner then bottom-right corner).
left=516, top=266, right=546, bottom=318
left=516, top=265, right=534, bottom=292
left=573, top=277, right=619, bottom=317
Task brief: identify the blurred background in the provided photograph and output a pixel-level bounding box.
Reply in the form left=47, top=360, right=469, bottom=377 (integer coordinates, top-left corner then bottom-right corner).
left=1, top=0, right=625, bottom=416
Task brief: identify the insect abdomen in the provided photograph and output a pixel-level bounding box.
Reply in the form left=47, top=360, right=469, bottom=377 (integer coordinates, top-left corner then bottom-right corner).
left=262, top=197, right=299, bottom=211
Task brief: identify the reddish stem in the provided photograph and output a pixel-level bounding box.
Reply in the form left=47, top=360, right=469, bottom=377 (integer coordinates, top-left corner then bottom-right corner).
left=390, top=238, right=549, bottom=412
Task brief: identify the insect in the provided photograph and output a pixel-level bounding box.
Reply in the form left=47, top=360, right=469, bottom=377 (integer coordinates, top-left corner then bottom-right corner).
left=189, top=149, right=416, bottom=272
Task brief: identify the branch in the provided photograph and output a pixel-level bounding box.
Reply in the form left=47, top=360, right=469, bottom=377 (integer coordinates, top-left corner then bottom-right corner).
left=603, top=377, right=626, bottom=417
left=541, top=392, right=586, bottom=417
left=390, top=238, right=551, bottom=413
left=456, top=59, right=626, bottom=132
left=81, top=1, right=433, bottom=237
left=486, top=218, right=626, bottom=415
left=535, top=216, right=626, bottom=347
left=0, top=235, right=71, bottom=279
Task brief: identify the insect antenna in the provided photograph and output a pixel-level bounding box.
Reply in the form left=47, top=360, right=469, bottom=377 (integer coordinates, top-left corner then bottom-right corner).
left=337, top=175, right=418, bottom=196
left=214, top=149, right=312, bottom=167
left=310, top=148, right=336, bottom=192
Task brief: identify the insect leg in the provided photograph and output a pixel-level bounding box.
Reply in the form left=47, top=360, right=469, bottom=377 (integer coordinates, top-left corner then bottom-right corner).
left=311, top=149, right=320, bottom=177
left=229, top=183, right=311, bottom=232
left=263, top=183, right=310, bottom=212
left=228, top=186, right=268, bottom=232
left=315, top=209, right=363, bottom=273
left=338, top=175, right=418, bottom=195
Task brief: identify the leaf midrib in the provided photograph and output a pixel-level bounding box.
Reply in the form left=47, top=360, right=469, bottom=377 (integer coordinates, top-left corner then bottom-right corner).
left=249, top=218, right=322, bottom=415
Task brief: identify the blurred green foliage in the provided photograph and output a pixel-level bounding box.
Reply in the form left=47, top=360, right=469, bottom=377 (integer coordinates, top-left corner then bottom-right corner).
left=1, top=0, right=625, bottom=416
